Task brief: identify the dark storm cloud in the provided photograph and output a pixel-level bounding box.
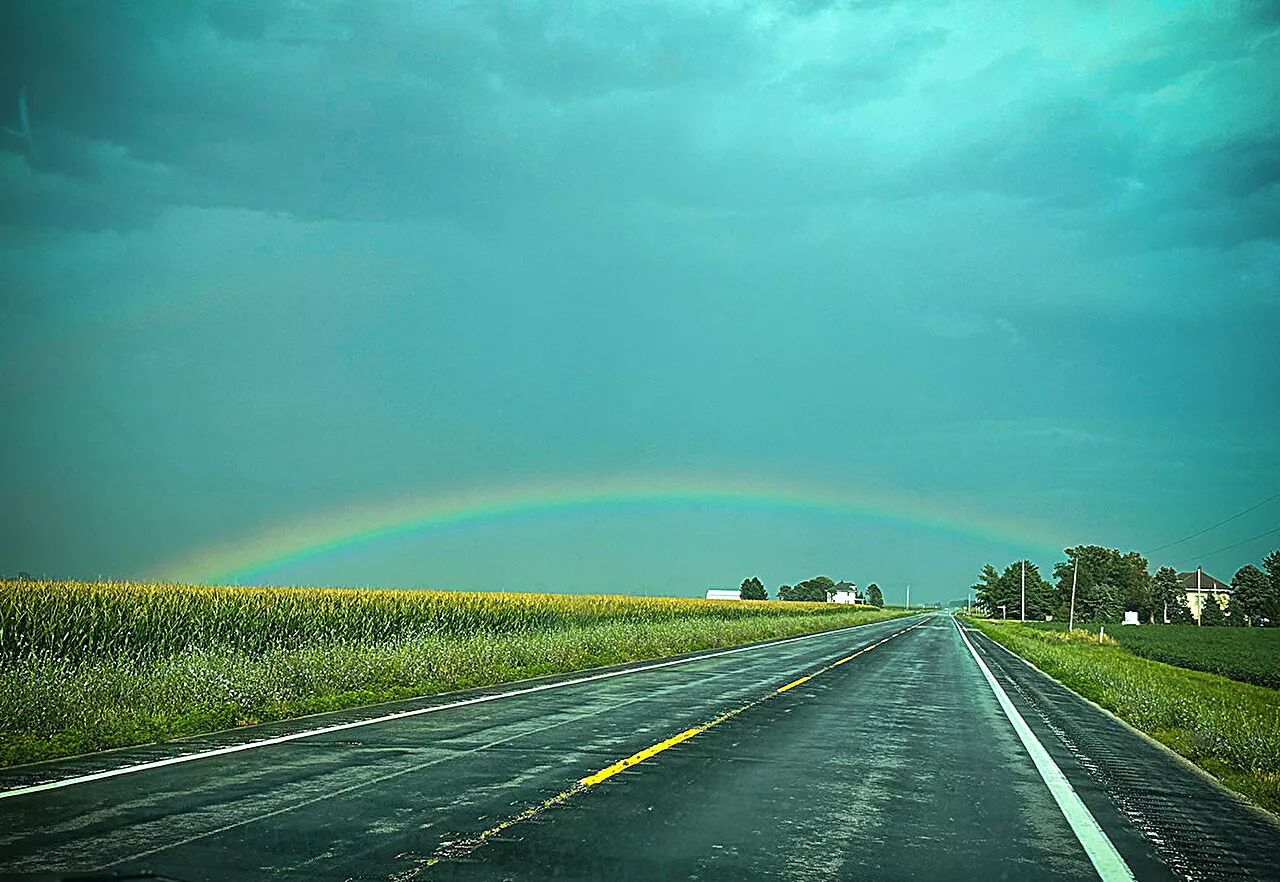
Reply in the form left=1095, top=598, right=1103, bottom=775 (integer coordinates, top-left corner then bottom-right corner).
left=2, top=0, right=1275, bottom=256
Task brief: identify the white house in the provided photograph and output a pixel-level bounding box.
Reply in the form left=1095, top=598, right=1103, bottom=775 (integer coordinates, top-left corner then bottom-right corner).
left=830, top=581, right=866, bottom=605
left=1177, top=568, right=1231, bottom=619
left=705, top=589, right=742, bottom=600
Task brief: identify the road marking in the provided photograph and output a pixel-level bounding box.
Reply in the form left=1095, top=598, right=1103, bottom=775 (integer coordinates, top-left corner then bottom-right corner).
left=777, top=675, right=811, bottom=692
left=410, top=617, right=932, bottom=875
left=952, top=616, right=1136, bottom=882
left=93, top=694, right=653, bottom=871
left=0, top=616, right=925, bottom=801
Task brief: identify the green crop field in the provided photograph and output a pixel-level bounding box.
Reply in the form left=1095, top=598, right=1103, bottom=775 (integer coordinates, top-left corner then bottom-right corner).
left=966, top=617, right=1280, bottom=815
left=0, top=580, right=912, bottom=767
left=1016, top=621, right=1280, bottom=689
left=1107, top=626, right=1280, bottom=690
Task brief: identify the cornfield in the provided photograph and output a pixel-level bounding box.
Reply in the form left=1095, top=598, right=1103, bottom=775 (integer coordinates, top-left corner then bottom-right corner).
left=0, top=580, right=906, bottom=767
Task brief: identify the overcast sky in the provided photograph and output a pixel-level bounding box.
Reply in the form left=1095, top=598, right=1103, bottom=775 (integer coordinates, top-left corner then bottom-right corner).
left=2, top=0, right=1277, bottom=601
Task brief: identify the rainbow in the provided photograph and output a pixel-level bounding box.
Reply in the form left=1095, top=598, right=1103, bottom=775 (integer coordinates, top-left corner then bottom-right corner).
left=154, top=473, right=1067, bottom=585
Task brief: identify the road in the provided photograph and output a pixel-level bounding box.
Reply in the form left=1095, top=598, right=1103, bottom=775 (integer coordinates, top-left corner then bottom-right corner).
left=1, top=614, right=1278, bottom=881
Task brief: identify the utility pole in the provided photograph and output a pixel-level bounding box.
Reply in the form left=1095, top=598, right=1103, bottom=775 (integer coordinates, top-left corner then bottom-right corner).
left=1197, top=565, right=1203, bottom=627
left=1068, top=559, right=1078, bottom=632
left=906, top=584, right=910, bottom=610
left=1020, top=560, right=1026, bottom=623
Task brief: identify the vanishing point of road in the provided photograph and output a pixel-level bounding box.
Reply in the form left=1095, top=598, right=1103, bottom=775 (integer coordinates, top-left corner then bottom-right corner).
left=2, top=614, right=1278, bottom=881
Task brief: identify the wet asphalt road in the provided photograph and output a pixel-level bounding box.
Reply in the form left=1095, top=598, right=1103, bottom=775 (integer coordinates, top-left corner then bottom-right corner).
left=1, top=613, right=1277, bottom=881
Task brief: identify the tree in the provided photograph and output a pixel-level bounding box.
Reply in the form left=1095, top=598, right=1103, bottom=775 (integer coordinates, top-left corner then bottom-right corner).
left=1170, top=589, right=1194, bottom=624
left=1231, top=565, right=1269, bottom=627
left=1223, top=596, right=1247, bottom=627
left=997, top=560, right=1054, bottom=620
left=1200, top=594, right=1226, bottom=626
left=971, top=560, right=1053, bottom=619
left=866, top=583, right=884, bottom=608
left=1151, top=566, right=1191, bottom=624
left=739, top=577, right=768, bottom=600
left=971, top=564, right=1005, bottom=616
left=807, top=576, right=836, bottom=601
left=1054, top=546, right=1149, bottom=623
left=1261, top=550, right=1280, bottom=626
left=779, top=576, right=834, bottom=602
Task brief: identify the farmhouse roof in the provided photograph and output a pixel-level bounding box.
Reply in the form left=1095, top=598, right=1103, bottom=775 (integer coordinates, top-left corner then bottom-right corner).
left=1176, top=571, right=1231, bottom=593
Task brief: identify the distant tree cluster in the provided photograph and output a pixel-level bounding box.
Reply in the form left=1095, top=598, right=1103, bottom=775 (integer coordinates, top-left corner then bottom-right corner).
left=972, top=546, right=1280, bottom=627
left=734, top=574, right=889, bottom=603
left=730, top=575, right=892, bottom=605
left=777, top=576, right=835, bottom=602
left=972, top=560, right=1056, bottom=621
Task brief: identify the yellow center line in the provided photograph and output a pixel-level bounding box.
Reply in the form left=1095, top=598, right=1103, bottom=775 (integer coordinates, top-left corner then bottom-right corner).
left=416, top=616, right=931, bottom=873
left=580, top=726, right=704, bottom=786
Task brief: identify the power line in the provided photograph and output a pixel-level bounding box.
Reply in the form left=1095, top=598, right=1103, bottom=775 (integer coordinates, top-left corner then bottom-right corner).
left=1143, top=489, right=1280, bottom=554
left=1168, top=525, right=1280, bottom=567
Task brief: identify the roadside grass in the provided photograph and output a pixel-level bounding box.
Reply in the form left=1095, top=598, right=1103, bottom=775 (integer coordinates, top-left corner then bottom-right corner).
left=964, top=617, right=1280, bottom=815
left=0, top=581, right=912, bottom=767
left=1017, top=621, right=1280, bottom=690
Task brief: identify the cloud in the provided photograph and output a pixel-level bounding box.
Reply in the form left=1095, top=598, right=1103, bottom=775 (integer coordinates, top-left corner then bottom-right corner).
left=0, top=2, right=1268, bottom=233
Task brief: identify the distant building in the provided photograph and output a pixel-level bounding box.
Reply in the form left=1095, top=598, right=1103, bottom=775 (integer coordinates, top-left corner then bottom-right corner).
left=1177, top=568, right=1231, bottom=619
left=705, top=589, right=742, bottom=600
left=830, top=580, right=866, bottom=605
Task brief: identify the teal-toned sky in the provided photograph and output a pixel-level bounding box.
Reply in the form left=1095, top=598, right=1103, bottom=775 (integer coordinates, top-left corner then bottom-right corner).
left=1, top=1, right=1277, bottom=602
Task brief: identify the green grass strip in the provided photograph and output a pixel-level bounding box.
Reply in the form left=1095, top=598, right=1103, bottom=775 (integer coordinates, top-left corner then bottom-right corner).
left=0, top=581, right=912, bottom=767
left=964, top=617, right=1280, bottom=816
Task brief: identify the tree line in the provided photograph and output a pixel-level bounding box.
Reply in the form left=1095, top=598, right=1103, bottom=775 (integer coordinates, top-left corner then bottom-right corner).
left=972, top=546, right=1280, bottom=627
left=738, top=576, right=885, bottom=607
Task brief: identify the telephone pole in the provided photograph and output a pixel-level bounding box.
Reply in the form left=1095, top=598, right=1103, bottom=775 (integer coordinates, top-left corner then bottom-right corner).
left=1020, top=560, right=1026, bottom=623
left=1068, top=559, right=1078, bottom=632
left=1197, top=565, right=1203, bottom=626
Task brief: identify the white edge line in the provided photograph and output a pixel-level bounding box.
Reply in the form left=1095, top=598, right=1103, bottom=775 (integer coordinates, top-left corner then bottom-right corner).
left=951, top=615, right=1136, bottom=882
left=961, top=621, right=1280, bottom=827
left=0, top=616, right=914, bottom=801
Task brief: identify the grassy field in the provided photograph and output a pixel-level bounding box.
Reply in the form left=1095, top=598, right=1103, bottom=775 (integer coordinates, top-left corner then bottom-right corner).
left=1013, top=621, right=1280, bottom=689
left=0, top=581, right=912, bottom=767
left=965, top=617, right=1280, bottom=814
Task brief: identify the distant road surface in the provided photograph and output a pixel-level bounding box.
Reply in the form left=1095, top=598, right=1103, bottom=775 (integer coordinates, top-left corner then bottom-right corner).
left=2, top=614, right=1278, bottom=881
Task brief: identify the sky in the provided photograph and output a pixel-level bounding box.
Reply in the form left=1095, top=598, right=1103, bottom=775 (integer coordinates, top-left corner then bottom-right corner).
left=1, top=0, right=1277, bottom=603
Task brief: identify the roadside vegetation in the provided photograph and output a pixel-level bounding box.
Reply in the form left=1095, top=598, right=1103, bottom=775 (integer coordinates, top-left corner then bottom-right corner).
left=966, top=617, right=1280, bottom=815
left=0, top=580, right=912, bottom=767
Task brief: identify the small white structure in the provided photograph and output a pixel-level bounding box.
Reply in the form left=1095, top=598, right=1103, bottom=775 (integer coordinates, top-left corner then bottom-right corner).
left=830, top=580, right=865, bottom=605
left=1123, top=611, right=1139, bottom=626
left=705, top=589, right=742, bottom=600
